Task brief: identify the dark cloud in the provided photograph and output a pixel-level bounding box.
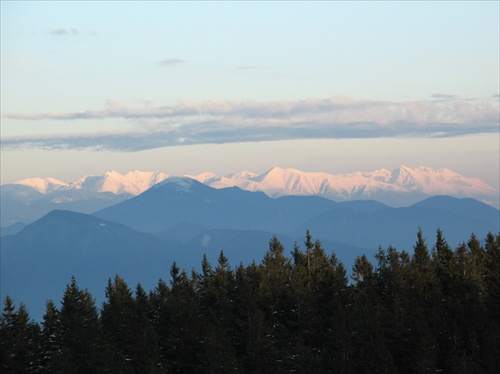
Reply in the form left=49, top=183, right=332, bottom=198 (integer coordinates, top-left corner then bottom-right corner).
left=2, top=97, right=498, bottom=152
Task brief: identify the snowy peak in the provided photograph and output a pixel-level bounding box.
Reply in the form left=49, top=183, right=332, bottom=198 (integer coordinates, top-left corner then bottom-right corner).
left=14, top=177, right=68, bottom=194
left=226, top=171, right=258, bottom=180
left=186, top=172, right=219, bottom=184
left=64, top=170, right=170, bottom=195
left=388, top=165, right=495, bottom=195
left=119, top=170, right=170, bottom=194
left=389, top=165, right=426, bottom=189
left=254, top=167, right=329, bottom=195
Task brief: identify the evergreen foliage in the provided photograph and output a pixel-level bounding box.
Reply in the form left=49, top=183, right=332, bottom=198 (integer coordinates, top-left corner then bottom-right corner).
left=1, top=230, right=499, bottom=373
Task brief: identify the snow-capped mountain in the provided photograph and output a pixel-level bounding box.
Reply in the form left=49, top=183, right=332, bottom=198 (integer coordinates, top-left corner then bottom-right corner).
left=201, top=166, right=498, bottom=207
left=14, top=170, right=170, bottom=196
left=14, top=177, right=68, bottom=194
left=1, top=170, right=171, bottom=226
left=9, top=166, right=496, bottom=202
left=1, top=166, right=498, bottom=227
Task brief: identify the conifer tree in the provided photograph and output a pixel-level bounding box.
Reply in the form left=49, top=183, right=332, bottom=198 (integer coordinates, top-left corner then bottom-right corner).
left=351, top=255, right=395, bottom=373
left=200, top=251, right=240, bottom=373
left=313, top=248, right=351, bottom=372
left=405, top=230, right=439, bottom=372
left=133, top=283, right=161, bottom=372
left=58, top=277, right=101, bottom=373
left=484, top=232, right=500, bottom=318
left=1, top=297, right=40, bottom=373
left=148, top=278, right=170, bottom=368
left=483, top=232, right=500, bottom=372
left=39, top=300, right=60, bottom=373
left=451, top=242, right=485, bottom=373
left=304, top=229, right=314, bottom=272
left=160, top=264, right=203, bottom=372
left=260, top=235, right=295, bottom=371
left=432, top=229, right=462, bottom=370
left=375, top=246, right=411, bottom=372
left=101, top=275, right=137, bottom=372
left=412, top=228, right=432, bottom=275
left=232, top=262, right=267, bottom=371
left=352, top=254, right=374, bottom=284
left=291, top=241, right=306, bottom=267
left=0, top=296, right=17, bottom=372
left=288, top=238, right=317, bottom=371
left=433, top=228, right=456, bottom=288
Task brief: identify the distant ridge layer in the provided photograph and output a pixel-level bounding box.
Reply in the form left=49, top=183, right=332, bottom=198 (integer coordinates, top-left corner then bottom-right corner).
left=2, top=166, right=498, bottom=226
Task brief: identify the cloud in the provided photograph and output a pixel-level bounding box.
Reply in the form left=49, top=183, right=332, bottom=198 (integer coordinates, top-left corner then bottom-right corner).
left=49, top=28, right=78, bottom=36
left=158, top=58, right=185, bottom=66
left=2, top=97, right=498, bottom=152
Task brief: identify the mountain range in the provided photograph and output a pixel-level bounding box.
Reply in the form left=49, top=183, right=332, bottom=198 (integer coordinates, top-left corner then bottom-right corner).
left=202, top=166, right=498, bottom=207
left=94, top=177, right=499, bottom=251
left=2, top=165, right=498, bottom=227
left=2, top=173, right=499, bottom=320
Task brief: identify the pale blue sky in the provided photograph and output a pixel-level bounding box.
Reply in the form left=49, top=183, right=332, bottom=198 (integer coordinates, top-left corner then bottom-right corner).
left=1, top=1, right=499, bottom=187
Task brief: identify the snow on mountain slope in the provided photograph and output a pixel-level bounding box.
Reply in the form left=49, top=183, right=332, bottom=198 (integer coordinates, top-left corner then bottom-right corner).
left=14, top=170, right=170, bottom=196
left=201, top=166, right=499, bottom=207
left=67, top=170, right=170, bottom=195
left=5, top=166, right=499, bottom=208
left=208, top=167, right=333, bottom=196
left=388, top=166, right=493, bottom=195
left=15, top=177, right=68, bottom=194
left=227, top=171, right=259, bottom=180
left=185, top=172, right=219, bottom=184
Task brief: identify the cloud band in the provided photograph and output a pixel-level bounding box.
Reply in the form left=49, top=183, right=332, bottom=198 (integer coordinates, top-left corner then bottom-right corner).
left=2, top=97, right=498, bottom=152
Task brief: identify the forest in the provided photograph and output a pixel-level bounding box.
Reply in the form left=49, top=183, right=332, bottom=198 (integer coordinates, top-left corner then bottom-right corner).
left=1, top=229, right=499, bottom=373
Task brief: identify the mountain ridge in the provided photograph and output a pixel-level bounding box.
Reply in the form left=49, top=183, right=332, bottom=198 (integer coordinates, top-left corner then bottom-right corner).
left=2, top=165, right=498, bottom=226
left=10, top=165, right=496, bottom=200
left=94, top=179, right=499, bottom=250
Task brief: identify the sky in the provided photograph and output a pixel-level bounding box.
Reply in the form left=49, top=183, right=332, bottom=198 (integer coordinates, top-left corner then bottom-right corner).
left=1, top=1, right=499, bottom=188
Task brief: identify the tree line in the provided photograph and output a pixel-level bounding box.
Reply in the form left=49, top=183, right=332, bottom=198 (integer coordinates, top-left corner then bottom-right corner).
left=1, top=229, right=499, bottom=373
